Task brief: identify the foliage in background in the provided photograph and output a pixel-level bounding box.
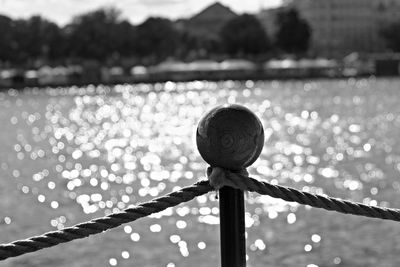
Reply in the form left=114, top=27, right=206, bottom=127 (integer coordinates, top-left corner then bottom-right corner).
left=0, top=6, right=314, bottom=67
left=275, top=8, right=311, bottom=55
left=220, top=14, right=270, bottom=56
left=0, top=15, right=64, bottom=64
left=0, top=15, right=16, bottom=63
left=133, top=17, right=180, bottom=63
left=65, top=8, right=135, bottom=61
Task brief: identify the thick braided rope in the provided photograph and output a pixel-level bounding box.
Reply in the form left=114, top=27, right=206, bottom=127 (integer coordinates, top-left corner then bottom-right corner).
left=0, top=180, right=213, bottom=261
left=208, top=167, right=400, bottom=222
left=4, top=168, right=400, bottom=262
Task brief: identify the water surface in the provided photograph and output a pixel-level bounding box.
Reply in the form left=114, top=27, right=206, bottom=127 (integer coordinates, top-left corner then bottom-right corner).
left=1, top=78, right=400, bottom=267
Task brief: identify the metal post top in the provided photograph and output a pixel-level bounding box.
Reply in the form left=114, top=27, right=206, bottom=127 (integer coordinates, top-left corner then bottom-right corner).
left=196, top=104, right=264, bottom=171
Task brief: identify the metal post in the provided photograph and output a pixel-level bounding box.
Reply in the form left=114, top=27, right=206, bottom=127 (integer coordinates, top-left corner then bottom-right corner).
left=196, top=104, right=264, bottom=267
left=219, top=187, right=246, bottom=267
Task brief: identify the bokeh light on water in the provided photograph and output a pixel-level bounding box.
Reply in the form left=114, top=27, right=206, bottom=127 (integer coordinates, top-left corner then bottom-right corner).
left=2, top=79, right=400, bottom=266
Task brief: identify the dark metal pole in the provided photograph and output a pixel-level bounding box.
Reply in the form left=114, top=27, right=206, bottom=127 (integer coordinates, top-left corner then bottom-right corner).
left=196, top=104, right=264, bottom=267
left=219, top=187, right=246, bottom=267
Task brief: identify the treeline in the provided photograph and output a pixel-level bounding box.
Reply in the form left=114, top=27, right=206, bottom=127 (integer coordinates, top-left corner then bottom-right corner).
left=0, top=7, right=311, bottom=67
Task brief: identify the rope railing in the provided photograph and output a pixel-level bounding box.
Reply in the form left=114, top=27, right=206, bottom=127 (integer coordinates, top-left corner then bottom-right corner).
left=208, top=167, right=400, bottom=222
left=1, top=104, right=399, bottom=266
left=0, top=181, right=213, bottom=261
left=2, top=167, right=400, bottom=261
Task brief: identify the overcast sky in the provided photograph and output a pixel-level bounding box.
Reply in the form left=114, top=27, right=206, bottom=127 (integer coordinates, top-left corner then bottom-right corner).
left=0, top=0, right=282, bottom=25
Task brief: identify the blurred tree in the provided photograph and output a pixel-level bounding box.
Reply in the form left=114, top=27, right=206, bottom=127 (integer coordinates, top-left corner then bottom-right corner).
left=381, top=21, right=400, bottom=52
left=134, top=17, right=180, bottom=63
left=2, top=16, right=64, bottom=64
left=0, top=15, right=16, bottom=63
left=116, top=20, right=137, bottom=57
left=65, top=8, right=136, bottom=62
left=200, top=36, right=223, bottom=57
left=220, top=14, right=270, bottom=56
left=275, top=8, right=311, bottom=54
left=175, top=30, right=200, bottom=59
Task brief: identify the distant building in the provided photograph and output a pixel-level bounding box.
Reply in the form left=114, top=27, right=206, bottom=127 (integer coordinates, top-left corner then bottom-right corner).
left=181, top=2, right=237, bottom=38
left=375, top=0, right=400, bottom=27
left=258, top=0, right=400, bottom=57
left=295, top=0, right=379, bottom=56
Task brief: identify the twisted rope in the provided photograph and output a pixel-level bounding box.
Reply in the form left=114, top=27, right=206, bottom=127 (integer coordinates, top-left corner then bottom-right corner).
left=3, top=167, right=400, bottom=262
left=208, top=167, right=400, bottom=221
left=0, top=180, right=213, bottom=261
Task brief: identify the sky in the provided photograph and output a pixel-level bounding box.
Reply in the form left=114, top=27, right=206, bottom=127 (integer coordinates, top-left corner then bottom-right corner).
left=0, top=0, right=282, bottom=25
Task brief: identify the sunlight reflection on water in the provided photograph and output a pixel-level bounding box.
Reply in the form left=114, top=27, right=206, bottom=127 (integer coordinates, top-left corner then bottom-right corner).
left=2, top=78, right=400, bottom=266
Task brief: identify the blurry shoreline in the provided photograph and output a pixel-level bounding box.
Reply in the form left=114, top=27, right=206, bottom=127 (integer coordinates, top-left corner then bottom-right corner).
left=1, top=55, right=399, bottom=89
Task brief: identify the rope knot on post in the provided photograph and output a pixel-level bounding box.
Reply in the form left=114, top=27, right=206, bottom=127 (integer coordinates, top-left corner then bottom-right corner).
left=206, top=166, right=249, bottom=191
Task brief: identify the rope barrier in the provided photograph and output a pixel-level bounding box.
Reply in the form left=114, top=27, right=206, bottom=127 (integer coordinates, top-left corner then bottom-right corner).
left=2, top=167, right=400, bottom=261
left=208, top=167, right=400, bottom=222
left=0, top=180, right=213, bottom=261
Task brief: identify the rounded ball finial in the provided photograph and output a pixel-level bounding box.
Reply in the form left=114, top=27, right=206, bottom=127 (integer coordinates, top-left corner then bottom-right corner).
left=196, top=104, right=264, bottom=171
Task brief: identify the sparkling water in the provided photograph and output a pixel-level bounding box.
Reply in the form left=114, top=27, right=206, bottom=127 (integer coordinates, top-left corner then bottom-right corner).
left=1, top=78, right=400, bottom=267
